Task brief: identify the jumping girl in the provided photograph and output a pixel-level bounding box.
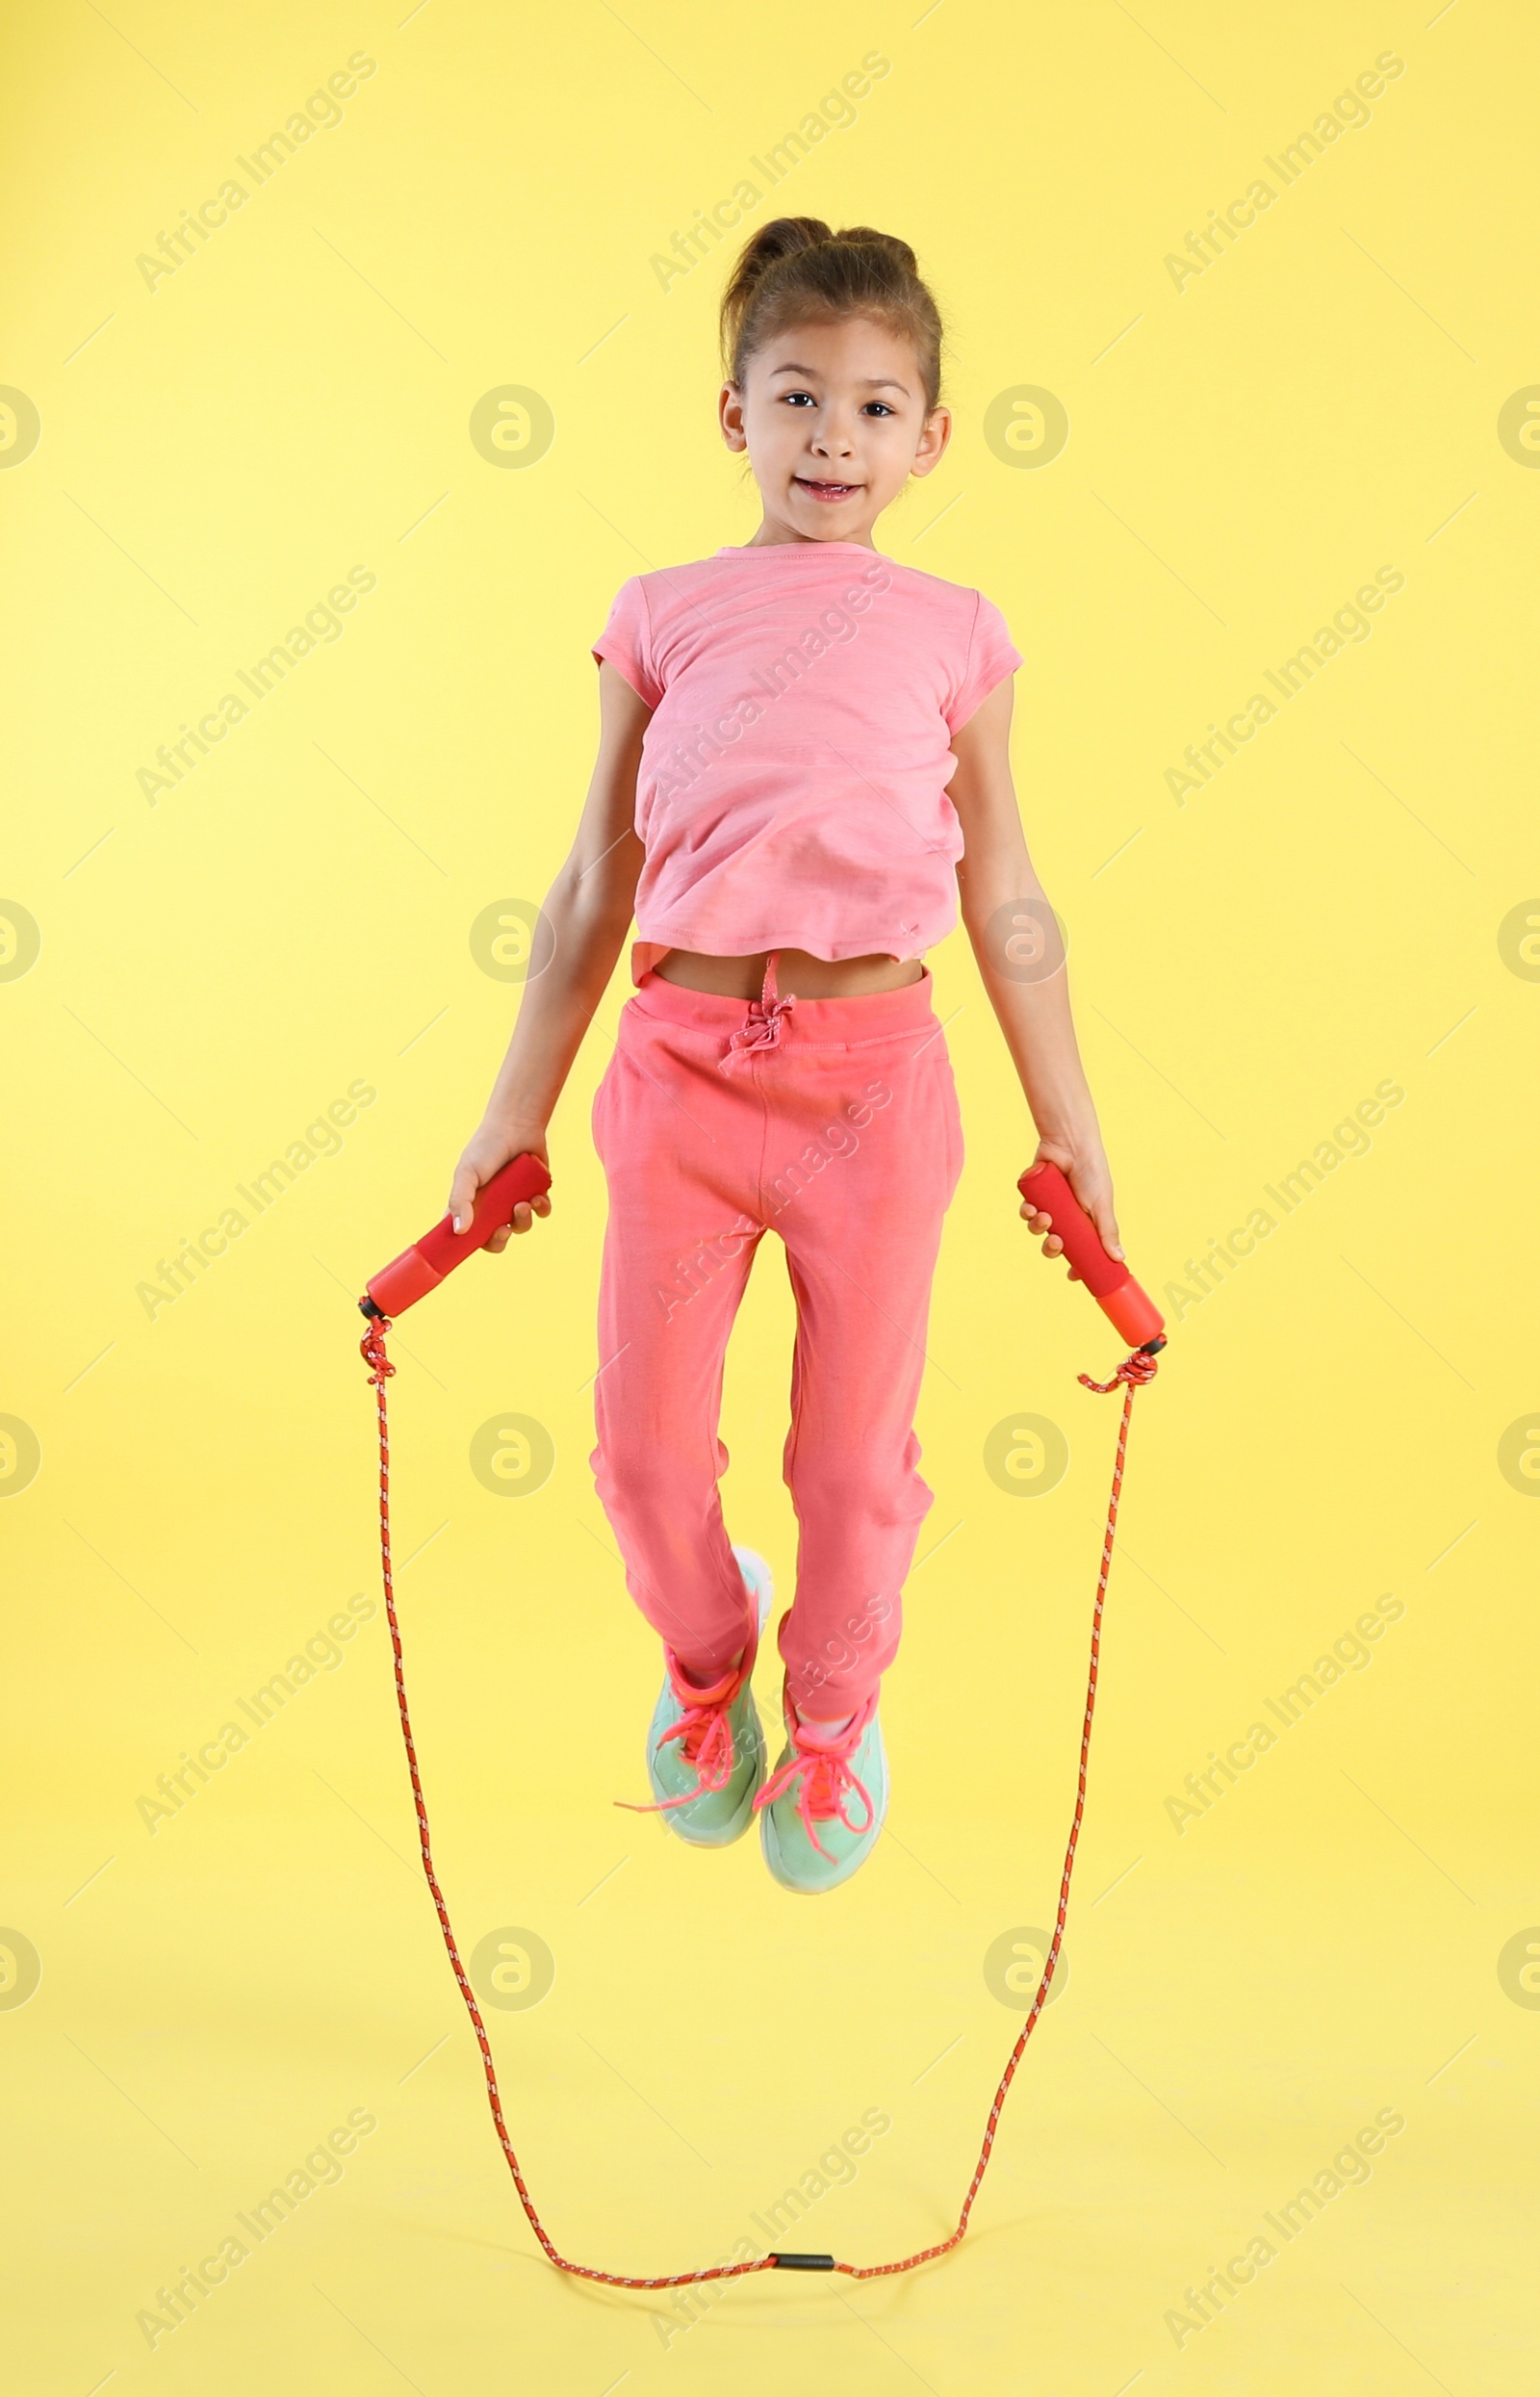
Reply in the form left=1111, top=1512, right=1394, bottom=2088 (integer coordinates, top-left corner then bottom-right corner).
left=448, top=219, right=1122, bottom=1895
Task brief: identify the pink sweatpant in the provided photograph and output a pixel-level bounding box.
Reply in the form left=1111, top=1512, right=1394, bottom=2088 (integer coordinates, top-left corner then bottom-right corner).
left=588, top=954, right=963, bottom=1717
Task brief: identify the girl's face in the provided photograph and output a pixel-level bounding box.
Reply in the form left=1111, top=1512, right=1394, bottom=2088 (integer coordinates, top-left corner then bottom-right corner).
left=720, top=314, right=951, bottom=548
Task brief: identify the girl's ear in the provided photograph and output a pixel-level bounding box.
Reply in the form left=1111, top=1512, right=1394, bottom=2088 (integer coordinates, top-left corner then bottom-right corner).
left=911, top=404, right=953, bottom=477
left=719, top=380, right=749, bottom=451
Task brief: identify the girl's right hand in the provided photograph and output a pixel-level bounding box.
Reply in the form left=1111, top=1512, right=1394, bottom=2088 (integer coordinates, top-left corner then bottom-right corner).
left=448, top=1121, right=552, bottom=1253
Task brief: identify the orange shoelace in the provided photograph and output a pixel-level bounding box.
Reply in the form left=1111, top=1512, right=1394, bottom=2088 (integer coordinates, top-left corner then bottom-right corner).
left=614, top=1641, right=756, bottom=1815
left=752, top=1686, right=880, bottom=1861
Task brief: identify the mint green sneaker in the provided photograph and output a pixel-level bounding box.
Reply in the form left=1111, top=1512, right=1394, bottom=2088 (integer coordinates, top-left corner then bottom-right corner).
left=616, top=1547, right=775, bottom=1847
left=754, top=1675, right=888, bottom=1894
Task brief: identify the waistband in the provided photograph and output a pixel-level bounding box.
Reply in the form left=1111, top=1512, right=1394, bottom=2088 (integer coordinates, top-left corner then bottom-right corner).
left=629, top=962, right=938, bottom=1048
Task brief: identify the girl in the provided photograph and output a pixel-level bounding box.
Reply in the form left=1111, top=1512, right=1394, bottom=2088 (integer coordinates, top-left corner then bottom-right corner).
left=449, top=219, right=1122, bottom=1895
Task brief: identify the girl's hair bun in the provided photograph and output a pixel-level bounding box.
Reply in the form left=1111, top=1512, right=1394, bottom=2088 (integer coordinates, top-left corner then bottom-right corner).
left=719, top=217, right=944, bottom=413
left=726, top=216, right=835, bottom=295
left=832, top=225, right=919, bottom=275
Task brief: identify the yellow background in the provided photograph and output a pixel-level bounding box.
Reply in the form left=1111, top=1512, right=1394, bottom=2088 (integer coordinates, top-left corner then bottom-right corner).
left=3, top=2, right=1536, bottom=2389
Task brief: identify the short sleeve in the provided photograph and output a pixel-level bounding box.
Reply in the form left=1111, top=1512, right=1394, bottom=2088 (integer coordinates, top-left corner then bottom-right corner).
left=592, top=576, right=661, bottom=709
left=944, top=590, right=1023, bottom=735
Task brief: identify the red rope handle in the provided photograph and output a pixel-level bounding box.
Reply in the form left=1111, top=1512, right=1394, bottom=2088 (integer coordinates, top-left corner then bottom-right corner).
left=360, top=1314, right=1158, bottom=2285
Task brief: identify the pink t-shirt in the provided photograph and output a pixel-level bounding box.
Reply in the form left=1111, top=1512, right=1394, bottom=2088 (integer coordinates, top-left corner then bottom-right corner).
left=591, top=541, right=1022, bottom=987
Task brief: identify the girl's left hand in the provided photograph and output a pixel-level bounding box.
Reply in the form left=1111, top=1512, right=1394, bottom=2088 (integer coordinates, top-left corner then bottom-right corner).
left=1019, top=1133, right=1124, bottom=1263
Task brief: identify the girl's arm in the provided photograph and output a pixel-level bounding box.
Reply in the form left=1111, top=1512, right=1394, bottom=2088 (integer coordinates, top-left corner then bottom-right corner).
left=946, top=673, right=1123, bottom=1262
left=447, top=660, right=652, bottom=1250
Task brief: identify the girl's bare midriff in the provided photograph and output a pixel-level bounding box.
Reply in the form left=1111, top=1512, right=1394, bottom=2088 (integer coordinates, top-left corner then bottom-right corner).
left=651, top=946, right=926, bottom=999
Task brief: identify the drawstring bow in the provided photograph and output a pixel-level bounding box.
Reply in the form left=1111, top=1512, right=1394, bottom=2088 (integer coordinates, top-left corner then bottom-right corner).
left=718, top=953, right=796, bottom=1073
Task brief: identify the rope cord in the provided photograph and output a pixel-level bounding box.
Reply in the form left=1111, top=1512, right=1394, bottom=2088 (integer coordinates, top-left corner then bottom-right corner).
left=359, top=1314, right=1158, bottom=2286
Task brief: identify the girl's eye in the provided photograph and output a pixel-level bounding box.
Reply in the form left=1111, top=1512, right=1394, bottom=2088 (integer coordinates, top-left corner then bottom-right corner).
left=781, top=393, right=895, bottom=417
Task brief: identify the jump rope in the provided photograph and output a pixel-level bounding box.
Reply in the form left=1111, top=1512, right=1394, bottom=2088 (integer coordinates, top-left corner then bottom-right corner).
left=357, top=1147, right=1166, bottom=2285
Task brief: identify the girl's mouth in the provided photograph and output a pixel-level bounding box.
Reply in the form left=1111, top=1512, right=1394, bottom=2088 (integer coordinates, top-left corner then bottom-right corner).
left=794, top=477, right=860, bottom=503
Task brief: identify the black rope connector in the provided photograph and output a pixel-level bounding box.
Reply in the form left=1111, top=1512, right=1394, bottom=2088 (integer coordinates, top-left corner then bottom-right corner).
left=769, top=2253, right=836, bottom=2271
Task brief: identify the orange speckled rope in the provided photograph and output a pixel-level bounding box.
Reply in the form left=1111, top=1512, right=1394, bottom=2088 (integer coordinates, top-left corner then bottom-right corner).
left=360, top=1313, right=1157, bottom=2285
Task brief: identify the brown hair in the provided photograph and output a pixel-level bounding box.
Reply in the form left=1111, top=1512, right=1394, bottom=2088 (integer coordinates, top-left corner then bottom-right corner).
left=718, top=217, right=945, bottom=415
